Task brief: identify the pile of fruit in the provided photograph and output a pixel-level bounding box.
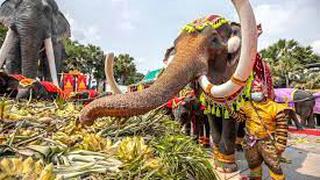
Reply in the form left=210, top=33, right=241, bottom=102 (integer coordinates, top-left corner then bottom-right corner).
left=0, top=98, right=216, bottom=179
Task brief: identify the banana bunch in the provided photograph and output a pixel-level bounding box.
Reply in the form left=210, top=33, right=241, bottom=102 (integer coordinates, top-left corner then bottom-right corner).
left=58, top=119, right=83, bottom=135
left=19, top=128, right=37, bottom=137
left=55, top=103, right=80, bottom=118
left=0, top=157, right=55, bottom=180
left=0, top=99, right=8, bottom=119
left=117, top=137, right=153, bottom=163
left=52, top=131, right=82, bottom=146
left=3, top=104, right=33, bottom=121
left=77, top=133, right=113, bottom=153
left=144, top=157, right=163, bottom=171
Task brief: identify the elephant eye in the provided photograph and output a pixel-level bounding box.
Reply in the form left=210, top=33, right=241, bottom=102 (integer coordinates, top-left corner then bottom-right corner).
left=170, top=49, right=176, bottom=56
left=211, top=37, right=222, bottom=48
left=232, top=28, right=240, bottom=36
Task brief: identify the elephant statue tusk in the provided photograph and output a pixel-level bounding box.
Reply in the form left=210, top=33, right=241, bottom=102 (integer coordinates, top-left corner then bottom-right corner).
left=44, top=37, right=59, bottom=87
left=105, top=53, right=123, bottom=94
left=0, top=28, right=15, bottom=69
left=198, top=0, right=257, bottom=99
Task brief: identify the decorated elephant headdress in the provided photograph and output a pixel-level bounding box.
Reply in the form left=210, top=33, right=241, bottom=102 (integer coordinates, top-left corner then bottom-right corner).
left=182, top=15, right=229, bottom=33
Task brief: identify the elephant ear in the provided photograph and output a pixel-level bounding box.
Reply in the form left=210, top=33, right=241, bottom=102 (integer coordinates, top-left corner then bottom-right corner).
left=43, top=0, right=59, bottom=12
left=54, top=12, right=71, bottom=40
left=0, top=0, right=21, bottom=27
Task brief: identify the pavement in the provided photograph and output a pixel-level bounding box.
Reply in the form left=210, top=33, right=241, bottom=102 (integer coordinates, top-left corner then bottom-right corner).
left=213, top=128, right=320, bottom=180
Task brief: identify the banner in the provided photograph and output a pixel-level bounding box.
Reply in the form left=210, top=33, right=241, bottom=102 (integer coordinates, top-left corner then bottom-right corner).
left=77, top=74, right=87, bottom=92
left=62, top=73, right=75, bottom=96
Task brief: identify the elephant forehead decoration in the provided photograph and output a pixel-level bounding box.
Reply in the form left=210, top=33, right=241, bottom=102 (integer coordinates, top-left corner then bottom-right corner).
left=182, top=15, right=229, bottom=33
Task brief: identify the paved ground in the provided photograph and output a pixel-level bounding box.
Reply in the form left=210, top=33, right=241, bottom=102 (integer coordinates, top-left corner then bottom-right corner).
left=214, top=131, right=320, bottom=180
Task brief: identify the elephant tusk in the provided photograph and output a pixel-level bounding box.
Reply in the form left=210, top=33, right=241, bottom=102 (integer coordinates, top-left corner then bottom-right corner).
left=0, top=28, right=15, bottom=69
left=105, top=53, right=123, bottom=94
left=44, top=37, right=59, bottom=87
left=164, top=54, right=175, bottom=68
left=198, top=0, right=257, bottom=99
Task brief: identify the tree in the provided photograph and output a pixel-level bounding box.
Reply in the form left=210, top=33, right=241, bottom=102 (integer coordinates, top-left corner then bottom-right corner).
left=63, top=39, right=105, bottom=88
left=260, top=39, right=320, bottom=88
left=63, top=39, right=144, bottom=87
left=113, top=54, right=144, bottom=85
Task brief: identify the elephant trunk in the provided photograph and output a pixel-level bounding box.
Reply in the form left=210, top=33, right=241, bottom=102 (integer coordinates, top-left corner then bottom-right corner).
left=80, top=44, right=208, bottom=125
left=0, top=28, right=15, bottom=68
left=44, top=38, right=59, bottom=87
left=19, top=31, right=41, bottom=79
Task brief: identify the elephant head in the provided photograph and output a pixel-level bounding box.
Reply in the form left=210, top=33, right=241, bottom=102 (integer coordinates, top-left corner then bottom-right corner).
left=0, top=0, right=70, bottom=86
left=172, top=95, right=197, bottom=125
left=80, top=0, right=257, bottom=125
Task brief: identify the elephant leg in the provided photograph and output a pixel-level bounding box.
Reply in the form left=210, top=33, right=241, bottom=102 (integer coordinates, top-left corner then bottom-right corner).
left=202, top=116, right=211, bottom=148
left=185, top=122, right=191, bottom=136
left=215, top=118, right=237, bottom=173
left=5, top=32, right=21, bottom=74
left=288, top=110, right=303, bottom=130
left=204, top=117, right=210, bottom=140
left=208, top=115, right=237, bottom=173
left=307, top=113, right=315, bottom=129
left=198, top=120, right=204, bottom=137
left=197, top=118, right=204, bottom=144
left=235, top=121, right=245, bottom=151
left=208, top=115, right=222, bottom=146
left=195, top=115, right=206, bottom=145
left=316, top=114, right=320, bottom=126
left=219, top=118, right=236, bottom=155
left=40, top=49, right=53, bottom=81
left=296, top=109, right=307, bottom=127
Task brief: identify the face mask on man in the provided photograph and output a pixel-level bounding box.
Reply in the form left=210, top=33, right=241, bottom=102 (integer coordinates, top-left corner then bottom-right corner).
left=251, top=92, right=264, bottom=102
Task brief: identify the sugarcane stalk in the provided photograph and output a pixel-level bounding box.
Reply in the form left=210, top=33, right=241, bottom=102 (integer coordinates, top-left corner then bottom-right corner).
left=15, top=132, right=47, bottom=147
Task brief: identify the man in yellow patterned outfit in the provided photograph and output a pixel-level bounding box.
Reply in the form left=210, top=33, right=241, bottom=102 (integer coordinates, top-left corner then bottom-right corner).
left=230, top=80, right=289, bottom=180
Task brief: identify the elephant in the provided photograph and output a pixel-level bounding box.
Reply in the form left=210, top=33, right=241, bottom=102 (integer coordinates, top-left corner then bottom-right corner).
left=166, top=90, right=211, bottom=147
left=79, top=0, right=257, bottom=173
left=275, top=88, right=316, bottom=129
left=293, top=89, right=316, bottom=128
left=0, top=0, right=71, bottom=86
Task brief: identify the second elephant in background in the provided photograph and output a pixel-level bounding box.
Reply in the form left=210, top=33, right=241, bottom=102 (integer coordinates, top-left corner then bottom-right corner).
left=169, top=91, right=210, bottom=148
left=0, top=0, right=71, bottom=85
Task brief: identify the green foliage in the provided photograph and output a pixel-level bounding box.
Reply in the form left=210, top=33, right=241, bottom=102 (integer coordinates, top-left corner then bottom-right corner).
left=63, top=39, right=105, bottom=80
left=63, top=39, right=144, bottom=86
left=113, top=54, right=144, bottom=85
left=260, top=39, right=320, bottom=88
left=0, top=99, right=217, bottom=179
left=151, top=135, right=216, bottom=180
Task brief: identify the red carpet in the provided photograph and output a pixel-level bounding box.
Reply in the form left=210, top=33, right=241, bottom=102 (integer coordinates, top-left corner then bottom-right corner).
left=289, top=126, right=320, bottom=136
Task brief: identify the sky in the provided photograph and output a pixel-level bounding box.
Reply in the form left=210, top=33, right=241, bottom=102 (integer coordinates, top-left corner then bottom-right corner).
left=2, top=0, right=320, bottom=73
